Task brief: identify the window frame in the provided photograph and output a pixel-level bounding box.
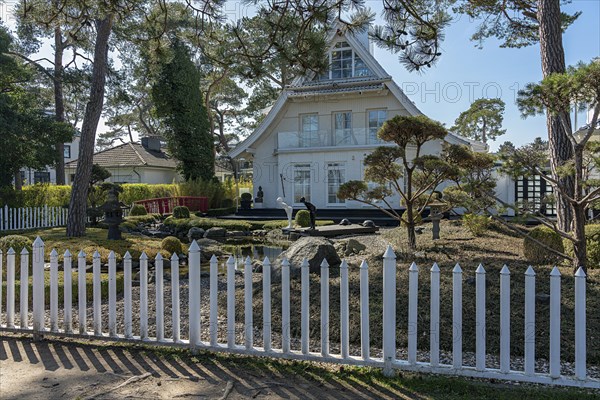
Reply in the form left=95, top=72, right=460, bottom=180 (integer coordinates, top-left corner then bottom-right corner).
left=367, top=109, right=388, bottom=145
left=292, top=163, right=312, bottom=205
left=63, top=144, right=71, bottom=159
left=326, top=162, right=346, bottom=206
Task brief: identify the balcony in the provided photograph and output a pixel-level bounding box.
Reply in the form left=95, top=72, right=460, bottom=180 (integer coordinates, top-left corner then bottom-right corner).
left=277, top=128, right=387, bottom=150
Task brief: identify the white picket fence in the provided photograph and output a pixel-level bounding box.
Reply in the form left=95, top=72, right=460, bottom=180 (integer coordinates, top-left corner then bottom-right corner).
left=0, top=205, right=68, bottom=231
left=0, top=238, right=597, bottom=388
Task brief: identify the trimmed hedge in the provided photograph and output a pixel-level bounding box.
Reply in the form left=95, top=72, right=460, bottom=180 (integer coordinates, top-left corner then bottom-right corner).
left=295, top=210, right=311, bottom=227
left=164, top=216, right=252, bottom=232
left=523, top=225, right=564, bottom=264
left=205, top=207, right=237, bottom=217
left=161, top=236, right=183, bottom=255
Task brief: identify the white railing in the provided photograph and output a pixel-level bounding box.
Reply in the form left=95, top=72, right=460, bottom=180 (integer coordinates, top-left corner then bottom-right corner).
left=277, top=128, right=386, bottom=149
left=0, top=206, right=68, bottom=231
left=0, top=238, right=597, bottom=388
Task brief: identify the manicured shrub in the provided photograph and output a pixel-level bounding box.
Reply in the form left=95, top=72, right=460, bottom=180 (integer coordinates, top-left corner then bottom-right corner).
left=240, top=192, right=252, bottom=202
left=173, top=206, right=190, bottom=219
left=295, top=210, right=311, bottom=227
left=161, top=236, right=183, bottom=255
left=462, top=214, right=490, bottom=236
left=523, top=225, right=564, bottom=264
left=564, top=224, right=600, bottom=268
left=0, top=235, right=33, bottom=254
left=129, top=204, right=148, bottom=216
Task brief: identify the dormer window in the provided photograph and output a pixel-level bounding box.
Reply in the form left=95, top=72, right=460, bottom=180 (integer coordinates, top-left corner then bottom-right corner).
left=316, top=41, right=373, bottom=81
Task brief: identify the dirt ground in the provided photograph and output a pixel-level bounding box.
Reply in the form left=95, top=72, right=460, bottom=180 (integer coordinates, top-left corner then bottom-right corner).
left=0, top=334, right=400, bottom=400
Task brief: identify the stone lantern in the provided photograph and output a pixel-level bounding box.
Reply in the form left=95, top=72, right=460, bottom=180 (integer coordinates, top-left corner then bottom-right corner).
left=428, top=200, right=446, bottom=240
left=100, top=184, right=129, bottom=240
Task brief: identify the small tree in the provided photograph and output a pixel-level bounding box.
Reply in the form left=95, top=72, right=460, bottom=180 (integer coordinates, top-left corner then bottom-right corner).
left=451, top=98, right=506, bottom=144
left=338, top=115, right=461, bottom=250
left=152, top=38, right=214, bottom=181
left=511, top=60, right=600, bottom=272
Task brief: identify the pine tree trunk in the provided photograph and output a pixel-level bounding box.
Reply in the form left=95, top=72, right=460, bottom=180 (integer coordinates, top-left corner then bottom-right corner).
left=538, top=0, right=574, bottom=232
left=66, top=16, right=113, bottom=237
left=14, top=171, right=22, bottom=191
left=572, top=204, right=587, bottom=273
left=54, top=25, right=66, bottom=185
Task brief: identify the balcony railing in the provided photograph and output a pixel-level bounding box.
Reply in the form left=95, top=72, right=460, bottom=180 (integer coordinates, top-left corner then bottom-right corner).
left=277, top=128, right=386, bottom=149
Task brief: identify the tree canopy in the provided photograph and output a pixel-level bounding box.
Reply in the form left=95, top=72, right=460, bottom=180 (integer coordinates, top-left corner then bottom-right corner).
left=451, top=98, right=506, bottom=143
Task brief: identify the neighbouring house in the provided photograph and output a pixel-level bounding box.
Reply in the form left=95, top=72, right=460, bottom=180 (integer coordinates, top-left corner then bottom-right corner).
left=65, top=137, right=181, bottom=184
left=494, top=107, right=600, bottom=218
left=229, top=22, right=487, bottom=211
left=19, top=133, right=80, bottom=185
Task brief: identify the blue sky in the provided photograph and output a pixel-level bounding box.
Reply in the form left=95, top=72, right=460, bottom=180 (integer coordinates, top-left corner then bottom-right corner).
left=2, top=0, right=598, bottom=150
left=369, top=0, right=600, bottom=150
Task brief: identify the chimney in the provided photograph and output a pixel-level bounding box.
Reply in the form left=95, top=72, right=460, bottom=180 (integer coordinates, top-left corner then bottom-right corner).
left=141, top=136, right=162, bottom=152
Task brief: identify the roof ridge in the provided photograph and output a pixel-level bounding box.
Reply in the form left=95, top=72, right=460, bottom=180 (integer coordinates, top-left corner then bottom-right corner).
left=129, top=142, right=148, bottom=165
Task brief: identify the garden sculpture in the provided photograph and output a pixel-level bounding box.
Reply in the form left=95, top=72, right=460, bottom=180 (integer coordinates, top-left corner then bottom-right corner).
left=277, top=197, right=293, bottom=229
left=255, top=186, right=264, bottom=203
left=299, top=197, right=317, bottom=230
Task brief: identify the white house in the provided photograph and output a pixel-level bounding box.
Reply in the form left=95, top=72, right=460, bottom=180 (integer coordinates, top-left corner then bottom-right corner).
left=65, top=137, right=181, bottom=184
left=20, top=134, right=80, bottom=185
left=229, top=23, right=487, bottom=210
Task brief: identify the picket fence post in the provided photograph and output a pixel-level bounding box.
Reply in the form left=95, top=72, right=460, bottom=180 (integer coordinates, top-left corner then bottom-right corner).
left=93, top=251, right=102, bottom=336
left=500, top=265, right=511, bottom=373
left=408, top=262, right=418, bottom=365
left=382, top=245, right=396, bottom=376
left=209, top=254, right=218, bottom=346
left=108, top=251, right=117, bottom=338
left=263, top=257, right=272, bottom=352
left=320, top=258, right=330, bottom=357
left=452, top=263, right=463, bottom=369
left=32, top=237, right=45, bottom=337
left=340, top=259, right=349, bottom=359
left=524, top=266, right=536, bottom=376
left=188, top=241, right=200, bottom=348
left=281, top=257, right=291, bottom=354
left=574, top=267, right=587, bottom=380
left=549, top=266, right=561, bottom=378
left=300, top=258, right=310, bottom=355
left=63, top=250, right=72, bottom=333
left=155, top=253, right=164, bottom=341
left=78, top=250, right=87, bottom=335
left=171, top=253, right=180, bottom=342
left=20, top=248, right=29, bottom=329
left=123, top=251, right=133, bottom=339
left=359, top=260, right=370, bottom=360
left=50, top=249, right=59, bottom=332
left=244, top=256, right=253, bottom=350
left=226, top=255, right=236, bottom=348
left=475, top=264, right=486, bottom=372
left=430, top=263, right=440, bottom=367
left=6, top=248, right=15, bottom=328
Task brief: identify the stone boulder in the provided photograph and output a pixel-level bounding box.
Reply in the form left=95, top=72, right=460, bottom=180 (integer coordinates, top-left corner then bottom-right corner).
left=275, top=236, right=341, bottom=277
left=345, top=238, right=366, bottom=256
left=187, top=227, right=206, bottom=241
left=204, top=227, right=227, bottom=239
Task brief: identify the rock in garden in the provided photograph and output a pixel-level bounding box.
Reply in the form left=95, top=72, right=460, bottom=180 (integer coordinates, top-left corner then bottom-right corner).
left=187, top=227, right=206, bottom=241
left=227, top=230, right=246, bottom=237
left=204, top=227, right=227, bottom=238
left=345, top=238, right=366, bottom=256
left=275, top=236, right=341, bottom=277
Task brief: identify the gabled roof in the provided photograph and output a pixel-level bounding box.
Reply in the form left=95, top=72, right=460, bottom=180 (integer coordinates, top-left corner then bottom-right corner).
left=66, top=142, right=177, bottom=169
left=229, top=23, right=423, bottom=158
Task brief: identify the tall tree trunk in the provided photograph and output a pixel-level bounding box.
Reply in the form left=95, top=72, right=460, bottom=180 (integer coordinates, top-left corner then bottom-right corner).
left=14, top=171, right=22, bottom=191
left=538, top=0, right=574, bottom=232
left=66, top=16, right=113, bottom=237
left=54, top=26, right=66, bottom=185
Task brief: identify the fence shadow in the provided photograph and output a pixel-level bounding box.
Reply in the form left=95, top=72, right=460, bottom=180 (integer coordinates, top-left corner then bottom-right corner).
left=0, top=334, right=425, bottom=400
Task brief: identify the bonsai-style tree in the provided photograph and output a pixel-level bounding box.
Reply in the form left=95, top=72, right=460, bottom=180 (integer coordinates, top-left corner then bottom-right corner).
left=86, top=164, right=112, bottom=226
left=338, top=115, right=462, bottom=250
left=511, top=60, right=600, bottom=272
left=451, top=98, right=506, bottom=144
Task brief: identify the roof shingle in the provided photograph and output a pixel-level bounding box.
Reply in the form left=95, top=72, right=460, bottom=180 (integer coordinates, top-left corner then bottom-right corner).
left=66, top=142, right=177, bottom=169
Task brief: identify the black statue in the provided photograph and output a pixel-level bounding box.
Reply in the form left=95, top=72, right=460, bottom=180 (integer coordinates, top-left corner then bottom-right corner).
left=299, top=197, right=317, bottom=230
left=99, top=183, right=129, bottom=240
left=255, top=186, right=264, bottom=203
